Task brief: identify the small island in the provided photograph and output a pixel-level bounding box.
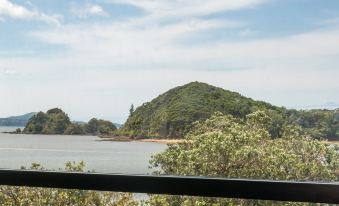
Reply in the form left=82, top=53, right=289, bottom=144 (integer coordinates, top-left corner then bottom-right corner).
left=21, top=108, right=117, bottom=136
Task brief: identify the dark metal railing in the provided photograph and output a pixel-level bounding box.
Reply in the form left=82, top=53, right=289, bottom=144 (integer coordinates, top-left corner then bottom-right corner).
left=0, top=169, right=338, bottom=204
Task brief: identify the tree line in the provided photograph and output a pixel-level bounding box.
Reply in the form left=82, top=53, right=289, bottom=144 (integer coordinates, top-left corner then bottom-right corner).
left=23, top=108, right=117, bottom=135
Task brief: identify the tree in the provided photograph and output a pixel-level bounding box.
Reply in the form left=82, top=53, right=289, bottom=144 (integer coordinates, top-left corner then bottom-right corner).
left=65, top=123, right=85, bottom=135
left=46, top=108, right=64, bottom=114
left=97, top=120, right=116, bottom=134
left=44, top=110, right=71, bottom=134
left=0, top=162, right=138, bottom=206
left=23, top=109, right=117, bottom=135
left=148, top=111, right=339, bottom=205
left=86, top=118, right=100, bottom=134
left=85, top=118, right=117, bottom=135
left=288, top=109, right=339, bottom=140
left=23, top=109, right=71, bottom=134
left=129, top=104, right=135, bottom=116
left=23, top=112, right=48, bottom=134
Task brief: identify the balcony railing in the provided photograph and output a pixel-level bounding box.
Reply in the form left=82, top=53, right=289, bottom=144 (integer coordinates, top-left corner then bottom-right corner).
left=0, top=169, right=338, bottom=204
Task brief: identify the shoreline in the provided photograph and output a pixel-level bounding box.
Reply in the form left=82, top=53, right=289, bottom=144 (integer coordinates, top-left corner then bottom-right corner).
left=1, top=132, right=98, bottom=137
left=2, top=131, right=338, bottom=145
left=138, top=139, right=185, bottom=144
left=97, top=136, right=185, bottom=144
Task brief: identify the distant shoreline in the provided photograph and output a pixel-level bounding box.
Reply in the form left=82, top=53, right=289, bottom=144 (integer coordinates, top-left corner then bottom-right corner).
left=1, top=132, right=184, bottom=144
left=2, top=131, right=338, bottom=145
left=97, top=136, right=185, bottom=144
left=1, top=131, right=97, bottom=137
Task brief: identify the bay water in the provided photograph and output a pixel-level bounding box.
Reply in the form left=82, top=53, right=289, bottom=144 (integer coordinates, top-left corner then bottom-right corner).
left=0, top=127, right=166, bottom=174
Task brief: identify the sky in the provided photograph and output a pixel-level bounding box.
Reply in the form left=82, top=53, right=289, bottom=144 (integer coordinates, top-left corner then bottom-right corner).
left=0, top=0, right=339, bottom=123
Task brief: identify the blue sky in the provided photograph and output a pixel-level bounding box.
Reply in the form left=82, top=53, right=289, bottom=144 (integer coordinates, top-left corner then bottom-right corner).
left=1, top=0, right=339, bottom=123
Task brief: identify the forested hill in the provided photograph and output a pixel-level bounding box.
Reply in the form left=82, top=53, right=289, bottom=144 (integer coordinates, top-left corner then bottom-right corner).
left=121, top=82, right=286, bottom=138
left=121, top=82, right=339, bottom=140
left=0, top=112, right=37, bottom=126
left=23, top=108, right=117, bottom=135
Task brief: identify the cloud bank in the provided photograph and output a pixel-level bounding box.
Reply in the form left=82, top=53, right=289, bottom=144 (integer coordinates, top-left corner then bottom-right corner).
left=0, top=0, right=60, bottom=25
left=0, top=0, right=338, bottom=121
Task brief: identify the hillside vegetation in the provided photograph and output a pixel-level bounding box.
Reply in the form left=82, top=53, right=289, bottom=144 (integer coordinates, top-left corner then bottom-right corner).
left=121, top=82, right=339, bottom=140
left=20, top=82, right=339, bottom=140
left=121, top=82, right=286, bottom=138
left=148, top=111, right=339, bottom=205
left=23, top=108, right=116, bottom=135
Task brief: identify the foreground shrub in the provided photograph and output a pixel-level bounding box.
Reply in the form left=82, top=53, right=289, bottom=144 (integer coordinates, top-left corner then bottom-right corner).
left=0, top=162, right=138, bottom=206
left=147, top=111, right=339, bottom=205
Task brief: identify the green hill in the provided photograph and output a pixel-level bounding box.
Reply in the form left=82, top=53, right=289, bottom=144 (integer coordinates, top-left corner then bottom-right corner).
left=23, top=108, right=117, bottom=135
left=24, top=108, right=72, bottom=134
left=0, top=112, right=37, bottom=126
left=121, top=82, right=286, bottom=138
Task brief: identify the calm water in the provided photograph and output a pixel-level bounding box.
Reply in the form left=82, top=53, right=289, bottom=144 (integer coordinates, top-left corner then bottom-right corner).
left=0, top=127, right=166, bottom=174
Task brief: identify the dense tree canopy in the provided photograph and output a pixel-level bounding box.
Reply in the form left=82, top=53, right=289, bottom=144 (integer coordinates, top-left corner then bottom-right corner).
left=64, top=123, right=85, bottom=135
left=85, top=118, right=117, bottom=135
left=148, top=111, right=339, bottom=205
left=23, top=108, right=116, bottom=135
left=122, top=82, right=284, bottom=138
left=0, top=162, right=137, bottom=206
left=24, top=109, right=71, bottom=134
left=121, top=82, right=339, bottom=140
left=288, top=109, right=339, bottom=140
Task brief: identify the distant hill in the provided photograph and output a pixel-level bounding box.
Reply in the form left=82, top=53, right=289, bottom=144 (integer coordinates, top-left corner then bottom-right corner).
left=121, top=82, right=339, bottom=140
left=0, top=112, right=37, bottom=126
left=121, top=82, right=286, bottom=138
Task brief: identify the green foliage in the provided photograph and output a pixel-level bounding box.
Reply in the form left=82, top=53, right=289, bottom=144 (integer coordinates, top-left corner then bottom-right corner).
left=24, top=109, right=71, bottom=134
left=23, top=112, right=50, bottom=134
left=121, top=82, right=339, bottom=140
left=122, top=82, right=283, bottom=139
left=85, top=118, right=117, bottom=135
left=0, top=162, right=138, bottom=206
left=288, top=109, right=339, bottom=140
left=147, top=111, right=339, bottom=205
left=44, top=109, right=71, bottom=134
left=65, top=123, right=85, bottom=135
left=129, top=104, right=135, bottom=117
left=46, top=108, right=64, bottom=114
left=23, top=108, right=116, bottom=135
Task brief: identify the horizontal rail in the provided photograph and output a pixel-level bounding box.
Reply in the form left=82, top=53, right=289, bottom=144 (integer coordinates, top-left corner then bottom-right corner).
left=0, top=169, right=338, bottom=204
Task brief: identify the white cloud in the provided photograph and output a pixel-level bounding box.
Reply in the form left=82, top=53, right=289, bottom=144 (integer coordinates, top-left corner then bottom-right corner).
left=32, top=18, right=240, bottom=47
left=0, top=0, right=60, bottom=25
left=70, top=3, right=109, bottom=19
left=109, top=0, right=266, bottom=18
left=30, top=18, right=339, bottom=74
left=1, top=0, right=338, bottom=120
